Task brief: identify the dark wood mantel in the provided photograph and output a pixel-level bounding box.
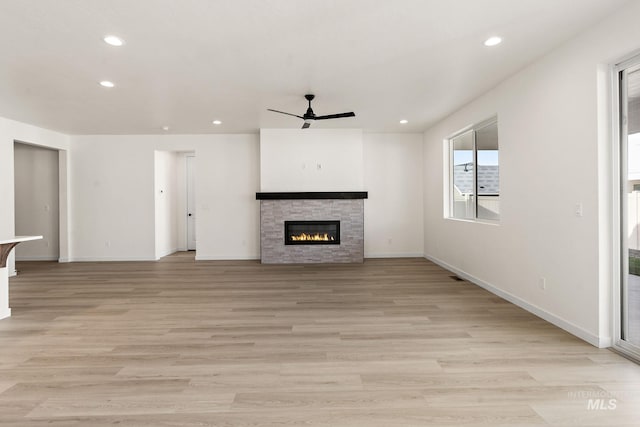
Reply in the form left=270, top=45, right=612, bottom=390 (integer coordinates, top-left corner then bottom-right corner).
left=256, top=191, right=368, bottom=200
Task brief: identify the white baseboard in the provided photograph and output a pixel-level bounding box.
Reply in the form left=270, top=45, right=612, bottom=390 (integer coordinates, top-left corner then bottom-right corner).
left=155, top=248, right=180, bottom=260
left=0, top=308, right=11, bottom=320
left=424, top=254, right=607, bottom=348
left=364, top=252, right=424, bottom=259
left=598, top=336, right=613, bottom=348
left=16, top=256, right=59, bottom=261
left=69, top=256, right=158, bottom=262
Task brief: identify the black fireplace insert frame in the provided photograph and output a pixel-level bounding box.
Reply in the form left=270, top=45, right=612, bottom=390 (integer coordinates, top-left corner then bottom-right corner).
left=284, top=220, right=341, bottom=245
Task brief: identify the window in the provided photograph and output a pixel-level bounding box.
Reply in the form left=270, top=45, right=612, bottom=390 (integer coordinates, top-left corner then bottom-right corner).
left=449, top=118, right=499, bottom=221
left=616, top=54, right=640, bottom=360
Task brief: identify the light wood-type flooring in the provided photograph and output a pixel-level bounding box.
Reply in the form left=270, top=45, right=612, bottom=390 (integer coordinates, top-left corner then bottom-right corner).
left=2, top=253, right=640, bottom=426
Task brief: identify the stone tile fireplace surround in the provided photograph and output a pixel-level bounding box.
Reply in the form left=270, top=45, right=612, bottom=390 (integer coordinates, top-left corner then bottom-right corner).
left=256, top=192, right=367, bottom=264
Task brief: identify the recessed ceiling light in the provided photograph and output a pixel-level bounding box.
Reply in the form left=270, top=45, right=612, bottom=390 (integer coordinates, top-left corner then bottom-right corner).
left=103, top=35, right=124, bottom=46
left=400, top=119, right=408, bottom=124
left=99, top=81, right=115, bottom=88
left=484, top=36, right=502, bottom=47
left=162, top=126, right=170, bottom=131
left=212, top=120, right=222, bottom=125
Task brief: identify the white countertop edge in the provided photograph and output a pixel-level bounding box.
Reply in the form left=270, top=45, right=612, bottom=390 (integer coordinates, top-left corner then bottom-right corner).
left=0, top=236, right=44, bottom=245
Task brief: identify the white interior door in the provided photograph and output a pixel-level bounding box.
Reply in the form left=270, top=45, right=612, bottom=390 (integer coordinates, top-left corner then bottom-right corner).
left=186, top=155, right=196, bottom=250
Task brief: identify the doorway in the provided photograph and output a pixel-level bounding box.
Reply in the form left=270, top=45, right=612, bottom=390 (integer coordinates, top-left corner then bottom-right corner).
left=616, top=54, right=640, bottom=360
left=153, top=151, right=195, bottom=259
left=13, top=142, right=60, bottom=262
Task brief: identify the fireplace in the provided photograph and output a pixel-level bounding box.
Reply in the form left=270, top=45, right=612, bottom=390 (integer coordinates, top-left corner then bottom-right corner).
left=284, top=220, right=340, bottom=245
left=257, top=192, right=367, bottom=263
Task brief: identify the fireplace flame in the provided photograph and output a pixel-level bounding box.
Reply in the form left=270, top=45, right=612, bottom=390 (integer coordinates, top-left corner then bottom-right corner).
left=290, top=233, right=335, bottom=241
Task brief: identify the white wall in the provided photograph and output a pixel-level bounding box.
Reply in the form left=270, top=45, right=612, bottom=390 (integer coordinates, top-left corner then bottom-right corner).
left=260, top=129, right=364, bottom=191
left=154, top=151, right=179, bottom=259
left=423, top=0, right=640, bottom=348
left=69, top=134, right=260, bottom=261
left=70, top=138, right=156, bottom=260
left=0, top=117, right=69, bottom=274
left=194, top=139, right=260, bottom=260
left=14, top=143, right=59, bottom=260
left=364, top=133, right=424, bottom=257
left=259, top=128, right=423, bottom=257
left=68, top=130, right=424, bottom=261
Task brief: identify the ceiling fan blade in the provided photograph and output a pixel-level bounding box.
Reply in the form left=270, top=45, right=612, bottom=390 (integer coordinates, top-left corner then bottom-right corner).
left=301, top=121, right=311, bottom=129
left=267, top=109, right=304, bottom=119
left=313, top=112, right=356, bottom=120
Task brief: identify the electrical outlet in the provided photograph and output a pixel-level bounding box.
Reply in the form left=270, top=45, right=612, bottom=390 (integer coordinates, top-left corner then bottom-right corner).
left=575, top=203, right=583, bottom=217
left=105, top=241, right=111, bottom=248
left=539, top=277, right=546, bottom=291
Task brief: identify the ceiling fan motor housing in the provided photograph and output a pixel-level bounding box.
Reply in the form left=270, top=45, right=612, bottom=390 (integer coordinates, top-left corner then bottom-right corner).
left=304, top=94, right=316, bottom=119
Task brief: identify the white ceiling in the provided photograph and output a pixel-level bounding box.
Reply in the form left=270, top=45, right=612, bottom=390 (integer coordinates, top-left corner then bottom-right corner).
left=0, top=0, right=629, bottom=135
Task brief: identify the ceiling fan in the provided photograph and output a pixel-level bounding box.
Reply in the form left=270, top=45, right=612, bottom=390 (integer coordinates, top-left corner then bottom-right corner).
left=267, top=94, right=355, bottom=129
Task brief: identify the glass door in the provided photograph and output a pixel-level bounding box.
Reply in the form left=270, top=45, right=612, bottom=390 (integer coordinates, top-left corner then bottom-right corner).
left=618, top=58, right=640, bottom=359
